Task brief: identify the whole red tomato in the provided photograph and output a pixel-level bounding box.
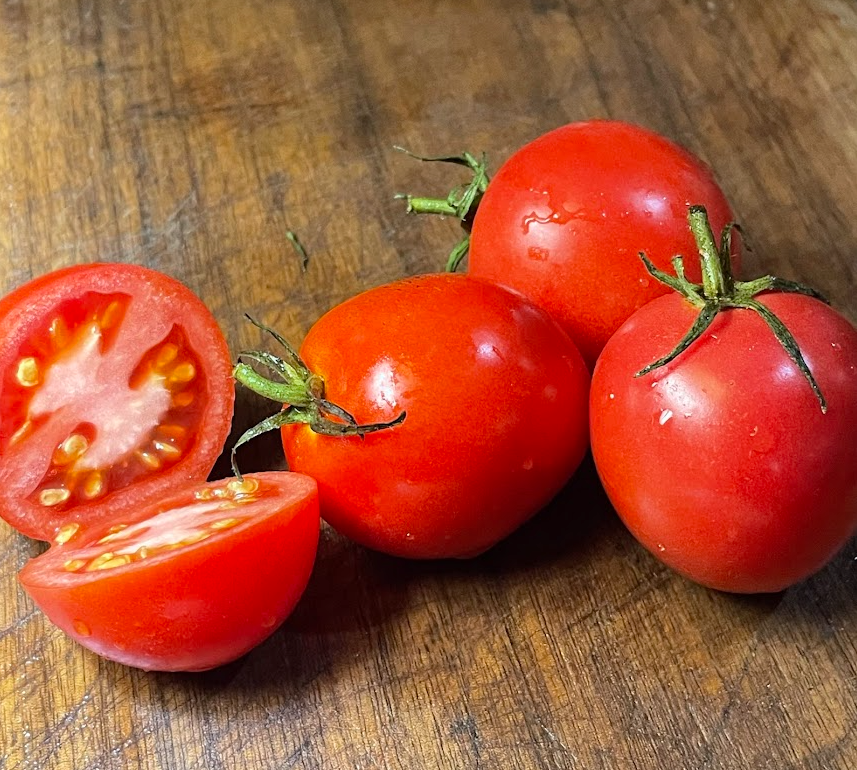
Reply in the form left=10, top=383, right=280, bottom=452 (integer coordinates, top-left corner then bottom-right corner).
left=590, top=209, right=857, bottom=593
left=406, top=120, right=738, bottom=367
left=20, top=472, right=319, bottom=671
left=0, top=264, right=234, bottom=541
left=235, top=274, right=590, bottom=559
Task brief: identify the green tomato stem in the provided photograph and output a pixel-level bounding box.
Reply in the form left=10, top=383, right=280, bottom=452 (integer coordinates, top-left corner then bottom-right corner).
left=688, top=205, right=730, bottom=297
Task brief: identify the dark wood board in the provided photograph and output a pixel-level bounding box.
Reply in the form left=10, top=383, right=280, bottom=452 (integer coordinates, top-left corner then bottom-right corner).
left=2, top=1, right=857, bottom=768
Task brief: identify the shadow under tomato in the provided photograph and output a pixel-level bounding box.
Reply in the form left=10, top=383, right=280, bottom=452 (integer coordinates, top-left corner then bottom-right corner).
left=416, top=452, right=621, bottom=580
left=760, top=537, right=857, bottom=632
left=175, top=455, right=620, bottom=693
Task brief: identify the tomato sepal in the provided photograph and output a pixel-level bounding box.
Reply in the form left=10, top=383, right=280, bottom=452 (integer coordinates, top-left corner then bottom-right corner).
left=231, top=316, right=406, bottom=476
left=636, top=206, right=829, bottom=412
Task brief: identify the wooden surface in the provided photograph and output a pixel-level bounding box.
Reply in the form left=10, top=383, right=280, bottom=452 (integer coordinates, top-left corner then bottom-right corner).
left=2, top=1, right=857, bottom=768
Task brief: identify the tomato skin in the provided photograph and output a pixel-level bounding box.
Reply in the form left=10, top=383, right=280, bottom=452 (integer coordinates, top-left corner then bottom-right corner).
left=0, top=263, right=234, bottom=541
left=19, top=472, right=319, bottom=672
left=590, top=292, right=857, bottom=593
left=281, top=273, right=590, bottom=559
left=469, top=120, right=738, bottom=367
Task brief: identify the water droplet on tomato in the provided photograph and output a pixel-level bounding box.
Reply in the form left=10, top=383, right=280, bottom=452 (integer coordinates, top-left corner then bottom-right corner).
left=659, top=409, right=674, bottom=425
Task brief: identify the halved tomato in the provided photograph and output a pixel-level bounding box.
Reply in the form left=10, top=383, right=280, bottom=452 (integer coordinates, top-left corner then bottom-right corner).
left=19, top=472, right=319, bottom=671
left=0, top=264, right=234, bottom=541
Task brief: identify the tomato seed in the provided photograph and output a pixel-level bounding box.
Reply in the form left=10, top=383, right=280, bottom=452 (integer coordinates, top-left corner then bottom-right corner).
left=158, top=424, right=187, bottom=439
left=49, top=317, right=69, bottom=349
left=100, top=300, right=123, bottom=330
left=93, top=555, right=131, bottom=571
left=63, top=559, right=86, bottom=572
left=86, top=552, right=117, bottom=571
left=53, top=433, right=89, bottom=465
left=227, top=478, right=260, bottom=496
left=98, top=524, right=130, bottom=544
left=168, top=362, right=196, bottom=385
left=73, top=620, right=91, bottom=637
left=54, top=522, right=80, bottom=545
left=82, top=471, right=105, bottom=499
left=152, top=439, right=181, bottom=458
left=172, top=392, right=195, bottom=407
left=135, top=450, right=161, bottom=470
left=39, top=488, right=70, bottom=507
left=16, top=357, right=40, bottom=388
left=10, top=420, right=33, bottom=446
left=155, top=343, right=179, bottom=369
left=210, top=517, right=241, bottom=530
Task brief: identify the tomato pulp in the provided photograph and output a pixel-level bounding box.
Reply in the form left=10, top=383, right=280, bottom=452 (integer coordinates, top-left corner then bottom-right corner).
left=20, top=472, right=319, bottom=671
left=0, top=264, right=234, bottom=541
left=468, top=120, right=738, bottom=367
left=268, top=273, right=591, bottom=559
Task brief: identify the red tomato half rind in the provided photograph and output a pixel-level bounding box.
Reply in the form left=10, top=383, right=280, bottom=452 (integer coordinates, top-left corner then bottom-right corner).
left=19, top=472, right=319, bottom=671
left=282, top=274, right=591, bottom=559
left=469, top=120, right=738, bottom=367
left=0, top=264, right=234, bottom=541
left=591, top=292, right=857, bottom=593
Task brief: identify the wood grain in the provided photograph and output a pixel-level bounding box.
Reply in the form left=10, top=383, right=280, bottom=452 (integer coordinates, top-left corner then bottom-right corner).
left=2, top=1, right=857, bottom=768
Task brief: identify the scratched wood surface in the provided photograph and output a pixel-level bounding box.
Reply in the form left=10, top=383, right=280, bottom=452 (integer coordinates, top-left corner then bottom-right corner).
left=2, top=0, right=857, bottom=768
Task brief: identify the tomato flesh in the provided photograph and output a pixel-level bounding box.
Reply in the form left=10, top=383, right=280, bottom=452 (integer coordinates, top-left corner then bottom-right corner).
left=0, top=264, right=234, bottom=541
left=590, top=292, right=857, bottom=593
left=19, top=472, right=319, bottom=671
left=469, top=120, right=738, bottom=367
left=281, top=273, right=591, bottom=559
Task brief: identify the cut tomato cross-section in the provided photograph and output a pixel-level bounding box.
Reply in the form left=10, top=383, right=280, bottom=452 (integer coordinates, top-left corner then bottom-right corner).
left=19, top=472, right=320, bottom=671
left=0, top=264, right=234, bottom=541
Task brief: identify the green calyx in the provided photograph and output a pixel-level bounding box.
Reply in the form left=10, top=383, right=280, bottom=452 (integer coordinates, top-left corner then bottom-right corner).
left=636, top=205, right=829, bottom=413
left=393, top=147, right=490, bottom=272
left=231, top=316, right=406, bottom=477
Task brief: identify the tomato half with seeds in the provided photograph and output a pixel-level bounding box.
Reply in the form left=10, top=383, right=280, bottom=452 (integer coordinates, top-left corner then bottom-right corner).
left=0, top=263, right=234, bottom=541
left=19, top=472, right=319, bottom=671
left=468, top=120, right=739, bottom=367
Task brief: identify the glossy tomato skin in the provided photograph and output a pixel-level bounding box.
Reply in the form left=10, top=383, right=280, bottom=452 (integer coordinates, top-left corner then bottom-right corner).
left=282, top=273, right=590, bottom=559
left=469, top=120, right=738, bottom=367
left=19, top=472, right=319, bottom=671
left=590, top=292, right=857, bottom=593
left=0, top=263, right=234, bottom=541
